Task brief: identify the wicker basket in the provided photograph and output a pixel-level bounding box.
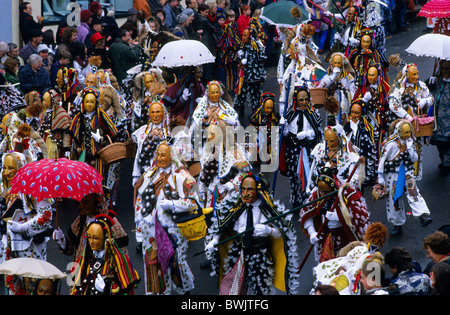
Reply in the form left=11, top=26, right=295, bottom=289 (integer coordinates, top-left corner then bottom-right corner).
left=411, top=116, right=434, bottom=137
left=124, top=131, right=137, bottom=159
left=309, top=88, right=328, bottom=108
left=98, top=135, right=127, bottom=165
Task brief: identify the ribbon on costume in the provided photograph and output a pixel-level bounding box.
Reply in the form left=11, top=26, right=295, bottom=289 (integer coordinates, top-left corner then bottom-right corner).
left=394, top=162, right=406, bottom=202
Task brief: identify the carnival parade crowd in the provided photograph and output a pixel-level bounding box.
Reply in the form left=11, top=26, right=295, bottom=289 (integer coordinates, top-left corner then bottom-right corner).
left=0, top=0, right=449, bottom=295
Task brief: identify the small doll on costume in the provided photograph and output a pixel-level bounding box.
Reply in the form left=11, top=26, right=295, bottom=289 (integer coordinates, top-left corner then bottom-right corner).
left=69, top=87, right=118, bottom=178
left=248, top=92, right=280, bottom=165
left=205, top=173, right=299, bottom=295
left=70, top=212, right=140, bottom=295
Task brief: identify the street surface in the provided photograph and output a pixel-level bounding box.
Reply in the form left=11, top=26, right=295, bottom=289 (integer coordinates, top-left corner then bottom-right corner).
left=46, top=16, right=449, bottom=296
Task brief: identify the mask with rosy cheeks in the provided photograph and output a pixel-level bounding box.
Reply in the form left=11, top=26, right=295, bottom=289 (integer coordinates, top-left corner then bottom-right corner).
left=318, top=180, right=333, bottom=199
left=332, top=54, right=343, bottom=70
left=367, top=67, right=379, bottom=85
left=350, top=103, right=362, bottom=123
left=361, top=35, right=372, bottom=50
left=3, top=155, right=18, bottom=187
left=149, top=102, right=164, bottom=125
left=240, top=177, right=258, bottom=204
left=208, top=83, right=221, bottom=103
left=143, top=73, right=155, bottom=91
left=86, top=223, right=105, bottom=251
left=407, top=65, right=419, bottom=85
left=155, top=144, right=172, bottom=169
left=263, top=99, right=274, bottom=114
left=325, top=130, right=339, bottom=150
left=85, top=73, right=98, bottom=88
left=400, top=123, right=412, bottom=140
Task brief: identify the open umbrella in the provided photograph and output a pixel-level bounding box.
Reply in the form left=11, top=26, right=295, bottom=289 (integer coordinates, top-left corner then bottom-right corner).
left=10, top=158, right=104, bottom=227
left=10, top=158, right=103, bottom=202
left=151, top=39, right=215, bottom=68
left=261, top=0, right=309, bottom=27
left=0, top=257, right=67, bottom=280
left=417, top=0, right=450, bottom=18
left=405, top=33, right=450, bottom=60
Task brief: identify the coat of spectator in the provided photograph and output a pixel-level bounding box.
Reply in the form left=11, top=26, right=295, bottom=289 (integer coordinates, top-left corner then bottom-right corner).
left=19, top=2, right=44, bottom=45
left=18, top=54, right=51, bottom=95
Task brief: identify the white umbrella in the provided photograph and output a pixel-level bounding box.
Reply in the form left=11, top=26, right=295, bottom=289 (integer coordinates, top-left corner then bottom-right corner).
left=0, top=257, right=67, bottom=280
left=405, top=33, right=450, bottom=60
left=151, top=39, right=215, bottom=68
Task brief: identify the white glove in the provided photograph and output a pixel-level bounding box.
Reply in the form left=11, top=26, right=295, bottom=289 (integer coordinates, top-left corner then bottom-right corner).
left=279, top=117, right=286, bottom=125
left=224, top=181, right=235, bottom=192
left=417, top=98, right=427, bottom=109
left=406, top=138, right=414, bottom=151
left=334, top=33, right=341, bottom=41
left=159, top=199, right=174, bottom=211
left=254, top=224, right=271, bottom=237
left=325, top=211, right=339, bottom=222
left=182, top=88, right=191, bottom=101
left=8, top=221, right=27, bottom=233
left=363, top=91, right=372, bottom=102
left=64, top=151, right=71, bottom=158
left=332, top=67, right=341, bottom=78
left=349, top=37, right=359, bottom=46
left=237, top=50, right=244, bottom=58
left=222, top=115, right=236, bottom=126
left=309, top=232, right=321, bottom=245
left=95, top=274, right=105, bottom=292
left=53, top=227, right=67, bottom=250
left=241, top=58, right=247, bottom=65
left=92, top=129, right=103, bottom=143
left=205, top=239, right=218, bottom=253
left=429, top=76, right=436, bottom=84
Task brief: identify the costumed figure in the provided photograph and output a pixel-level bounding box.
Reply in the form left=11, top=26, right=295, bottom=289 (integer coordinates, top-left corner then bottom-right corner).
left=376, top=119, right=432, bottom=236
left=54, top=67, right=82, bottom=115
left=248, top=92, right=281, bottom=165
left=205, top=173, right=299, bottom=295
left=216, top=16, right=242, bottom=93
left=134, top=143, right=200, bottom=295
left=353, top=62, right=391, bottom=145
left=190, top=81, right=239, bottom=158
left=308, top=124, right=362, bottom=192
left=318, top=52, right=356, bottom=125
left=429, top=60, right=450, bottom=176
left=281, top=86, right=322, bottom=209
left=234, top=27, right=266, bottom=117
left=387, top=58, right=434, bottom=181
left=344, top=99, right=378, bottom=184
left=69, top=87, right=118, bottom=178
left=1, top=152, right=53, bottom=262
left=53, top=190, right=129, bottom=264
left=70, top=212, right=140, bottom=295
left=131, top=69, right=167, bottom=130
left=132, top=101, right=171, bottom=187
left=311, top=222, right=388, bottom=295
left=300, top=166, right=370, bottom=263
left=333, top=6, right=363, bottom=57
left=347, top=28, right=389, bottom=86
left=0, top=113, right=48, bottom=161
left=162, top=66, right=205, bottom=122
left=0, top=71, right=25, bottom=118
left=39, top=88, right=72, bottom=159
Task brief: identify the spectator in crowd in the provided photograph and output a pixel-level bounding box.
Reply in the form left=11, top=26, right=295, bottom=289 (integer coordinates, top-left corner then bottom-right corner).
left=19, top=29, right=43, bottom=64
left=89, top=1, right=119, bottom=46
left=155, top=9, right=169, bottom=31
left=76, top=10, right=93, bottom=44
left=423, top=231, right=450, bottom=275
left=18, top=54, right=51, bottom=95
left=37, top=44, right=53, bottom=75
left=3, top=43, right=24, bottom=67
left=85, top=18, right=106, bottom=51
left=430, top=262, right=450, bottom=295
left=3, top=57, right=22, bottom=94
left=55, top=27, right=79, bottom=67
left=19, top=2, right=43, bottom=45
left=42, top=29, right=57, bottom=56
left=120, top=8, right=139, bottom=40
left=109, top=29, right=142, bottom=86
left=384, top=247, right=432, bottom=295
left=164, top=0, right=183, bottom=32
left=50, top=50, right=71, bottom=87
